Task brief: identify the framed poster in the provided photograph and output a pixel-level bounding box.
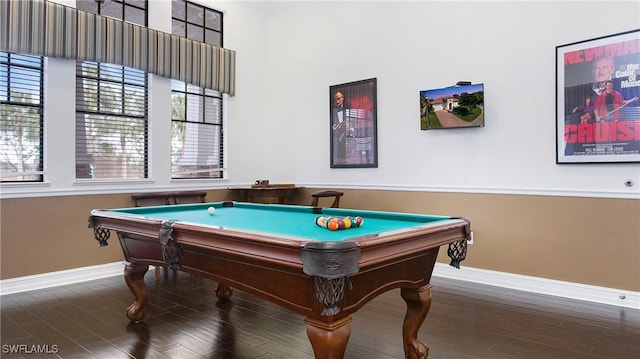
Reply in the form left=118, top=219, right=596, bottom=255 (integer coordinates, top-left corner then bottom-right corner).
left=329, top=78, right=378, bottom=168
left=556, top=29, right=640, bottom=164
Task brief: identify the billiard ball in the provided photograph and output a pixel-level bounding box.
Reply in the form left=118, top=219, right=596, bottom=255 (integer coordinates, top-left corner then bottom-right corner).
left=207, top=206, right=216, bottom=215
left=327, top=218, right=339, bottom=231
left=316, top=216, right=328, bottom=228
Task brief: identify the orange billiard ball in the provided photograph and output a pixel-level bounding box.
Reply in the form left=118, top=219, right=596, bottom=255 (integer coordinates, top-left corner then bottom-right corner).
left=327, top=219, right=339, bottom=231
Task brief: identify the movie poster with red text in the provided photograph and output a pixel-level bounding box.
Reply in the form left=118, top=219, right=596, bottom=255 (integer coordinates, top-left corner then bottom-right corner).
left=557, top=30, right=640, bottom=163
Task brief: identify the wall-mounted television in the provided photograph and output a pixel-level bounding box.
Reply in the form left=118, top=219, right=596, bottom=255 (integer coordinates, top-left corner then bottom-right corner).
left=420, top=83, right=484, bottom=130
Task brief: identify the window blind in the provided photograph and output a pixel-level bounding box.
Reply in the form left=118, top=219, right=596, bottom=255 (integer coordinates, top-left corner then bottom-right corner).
left=0, top=52, right=44, bottom=182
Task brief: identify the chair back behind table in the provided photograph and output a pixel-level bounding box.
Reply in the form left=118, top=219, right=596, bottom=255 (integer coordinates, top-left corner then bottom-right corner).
left=310, top=190, right=344, bottom=208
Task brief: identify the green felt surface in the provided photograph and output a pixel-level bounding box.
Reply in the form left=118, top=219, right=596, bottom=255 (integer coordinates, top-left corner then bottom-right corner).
left=109, top=201, right=453, bottom=242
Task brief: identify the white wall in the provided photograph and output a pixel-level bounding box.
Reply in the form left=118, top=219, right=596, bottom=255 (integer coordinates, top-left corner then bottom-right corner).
left=223, top=0, right=640, bottom=198
left=2, top=1, right=639, bottom=199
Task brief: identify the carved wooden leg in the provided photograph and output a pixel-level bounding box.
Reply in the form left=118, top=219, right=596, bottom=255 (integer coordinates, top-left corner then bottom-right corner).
left=401, top=285, right=432, bottom=359
left=124, top=262, right=149, bottom=323
left=304, top=316, right=352, bottom=359
left=215, top=282, right=233, bottom=301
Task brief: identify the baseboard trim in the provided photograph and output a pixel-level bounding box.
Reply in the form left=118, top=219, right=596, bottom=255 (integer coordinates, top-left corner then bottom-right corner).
left=1, top=262, right=638, bottom=309
left=0, top=262, right=124, bottom=296
left=433, top=263, right=640, bottom=309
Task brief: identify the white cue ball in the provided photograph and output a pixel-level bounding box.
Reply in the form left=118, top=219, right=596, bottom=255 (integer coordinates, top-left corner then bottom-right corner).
left=207, top=206, right=216, bottom=215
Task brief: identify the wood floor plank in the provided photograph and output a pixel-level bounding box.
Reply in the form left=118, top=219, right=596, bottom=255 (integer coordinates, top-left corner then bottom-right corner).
left=1, top=272, right=638, bottom=358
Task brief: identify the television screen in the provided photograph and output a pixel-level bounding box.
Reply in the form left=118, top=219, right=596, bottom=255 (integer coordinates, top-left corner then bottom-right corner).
left=420, top=83, right=484, bottom=130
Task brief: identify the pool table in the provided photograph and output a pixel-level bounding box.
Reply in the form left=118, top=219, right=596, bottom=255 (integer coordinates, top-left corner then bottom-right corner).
left=89, top=201, right=471, bottom=359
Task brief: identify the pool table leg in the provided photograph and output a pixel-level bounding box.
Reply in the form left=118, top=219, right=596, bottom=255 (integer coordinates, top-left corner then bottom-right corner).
left=401, top=285, right=432, bottom=359
left=304, top=316, right=352, bottom=359
left=215, top=283, right=233, bottom=301
left=124, top=262, right=149, bottom=323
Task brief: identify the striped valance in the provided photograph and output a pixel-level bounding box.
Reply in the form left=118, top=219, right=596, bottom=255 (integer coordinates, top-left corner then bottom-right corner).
left=0, top=0, right=236, bottom=96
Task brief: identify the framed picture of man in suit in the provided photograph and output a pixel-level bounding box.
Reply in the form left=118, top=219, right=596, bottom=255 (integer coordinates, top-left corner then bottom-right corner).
left=556, top=29, right=640, bottom=164
left=329, top=78, right=378, bottom=168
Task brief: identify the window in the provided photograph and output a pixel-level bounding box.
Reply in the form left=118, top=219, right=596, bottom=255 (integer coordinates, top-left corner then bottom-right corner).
left=0, top=52, right=44, bottom=182
left=171, top=0, right=224, bottom=179
left=75, top=0, right=148, bottom=180
left=75, top=62, right=147, bottom=179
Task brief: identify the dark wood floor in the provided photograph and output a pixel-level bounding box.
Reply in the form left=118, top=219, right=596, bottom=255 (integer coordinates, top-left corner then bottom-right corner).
left=2, top=270, right=639, bottom=359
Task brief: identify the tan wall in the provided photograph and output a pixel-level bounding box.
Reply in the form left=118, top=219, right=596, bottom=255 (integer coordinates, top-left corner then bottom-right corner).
left=1, top=189, right=638, bottom=292
left=294, top=189, right=640, bottom=291
left=0, top=190, right=234, bottom=279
